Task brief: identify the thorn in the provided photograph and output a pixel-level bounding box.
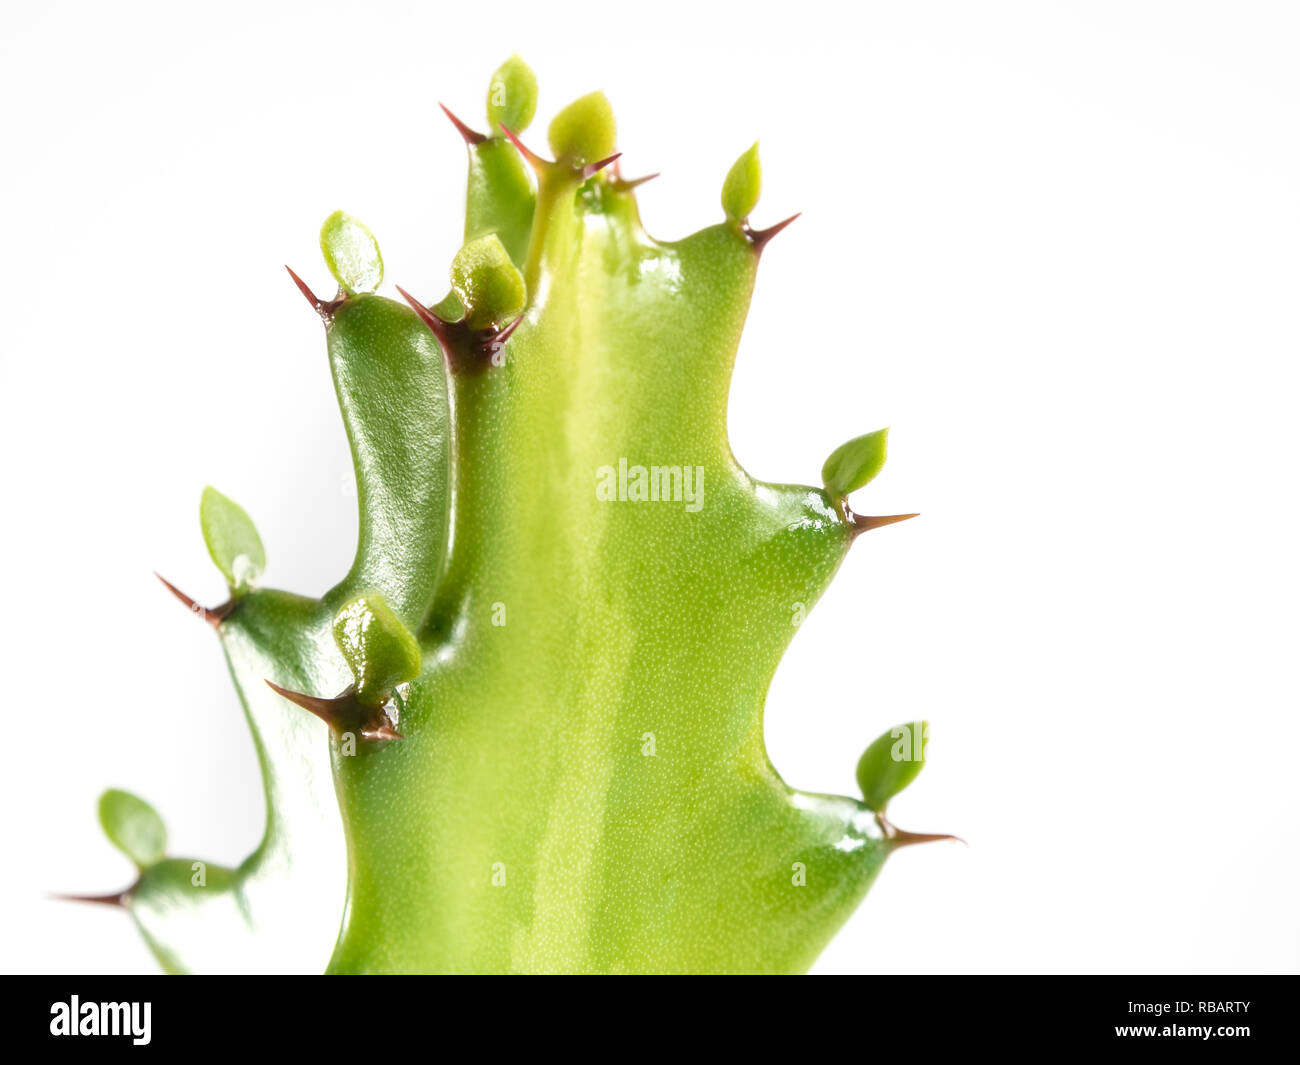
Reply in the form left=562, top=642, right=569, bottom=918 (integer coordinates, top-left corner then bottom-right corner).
left=890, top=829, right=965, bottom=848
left=154, top=573, right=232, bottom=629
left=265, top=681, right=403, bottom=742
left=849, top=512, right=920, bottom=538
left=499, top=124, right=548, bottom=172
left=497, top=124, right=619, bottom=181
left=395, top=285, right=452, bottom=347
left=265, top=680, right=349, bottom=729
left=495, top=311, right=525, bottom=345
left=582, top=152, right=622, bottom=180
left=612, top=171, right=659, bottom=193
left=745, top=212, right=801, bottom=253
left=285, top=265, right=340, bottom=322
left=154, top=571, right=200, bottom=612
left=878, top=814, right=966, bottom=849
left=284, top=265, right=322, bottom=310
left=472, top=312, right=525, bottom=371
left=361, top=721, right=404, bottom=742
left=49, top=890, right=128, bottom=908
left=398, top=286, right=520, bottom=372
left=439, top=102, right=486, bottom=146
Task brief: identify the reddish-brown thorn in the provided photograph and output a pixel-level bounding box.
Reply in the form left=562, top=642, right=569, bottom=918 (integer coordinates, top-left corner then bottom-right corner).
left=397, top=286, right=519, bottom=373
left=498, top=124, right=547, bottom=170
left=265, top=680, right=348, bottom=730
left=285, top=265, right=323, bottom=310
left=49, top=890, right=129, bottom=908
left=582, top=152, right=622, bottom=180
left=613, top=172, right=660, bottom=192
left=439, top=102, right=486, bottom=146
left=395, top=285, right=452, bottom=346
left=496, top=312, right=525, bottom=345
left=284, top=265, right=343, bottom=321
left=265, top=681, right=403, bottom=742
left=849, top=512, right=920, bottom=538
left=890, top=829, right=966, bottom=848
left=745, top=212, right=801, bottom=253
left=154, top=572, right=232, bottom=629
left=361, top=722, right=405, bottom=742
left=468, top=311, right=526, bottom=372
left=878, top=815, right=967, bottom=849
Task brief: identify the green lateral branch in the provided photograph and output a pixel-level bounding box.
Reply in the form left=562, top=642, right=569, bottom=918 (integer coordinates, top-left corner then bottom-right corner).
left=499, top=124, right=619, bottom=300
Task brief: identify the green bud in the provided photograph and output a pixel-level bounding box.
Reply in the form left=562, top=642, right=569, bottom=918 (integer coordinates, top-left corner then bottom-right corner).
left=98, top=789, right=167, bottom=867
left=332, top=594, right=422, bottom=705
left=547, top=91, right=616, bottom=167
left=199, top=486, right=265, bottom=595
left=721, top=142, right=762, bottom=221
left=450, top=234, right=526, bottom=330
left=822, top=428, right=889, bottom=498
left=320, top=210, right=384, bottom=296
left=486, top=55, right=538, bottom=135
left=856, top=721, right=929, bottom=814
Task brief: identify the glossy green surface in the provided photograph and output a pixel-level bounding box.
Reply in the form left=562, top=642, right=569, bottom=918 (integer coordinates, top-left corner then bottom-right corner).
left=323, top=294, right=451, bottom=627
left=332, top=594, right=421, bottom=705
left=450, top=234, right=525, bottom=330
left=97, top=58, right=942, bottom=974
left=127, top=589, right=346, bottom=973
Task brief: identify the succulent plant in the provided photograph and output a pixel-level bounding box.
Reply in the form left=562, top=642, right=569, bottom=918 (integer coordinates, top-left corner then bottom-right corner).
left=77, top=56, right=955, bottom=974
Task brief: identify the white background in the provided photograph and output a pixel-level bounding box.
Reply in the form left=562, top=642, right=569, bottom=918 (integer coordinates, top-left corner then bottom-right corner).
left=1, top=0, right=1297, bottom=974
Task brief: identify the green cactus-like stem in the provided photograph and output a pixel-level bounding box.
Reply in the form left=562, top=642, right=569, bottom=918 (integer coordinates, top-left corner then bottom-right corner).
left=86, top=57, right=949, bottom=975
left=119, top=587, right=343, bottom=974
